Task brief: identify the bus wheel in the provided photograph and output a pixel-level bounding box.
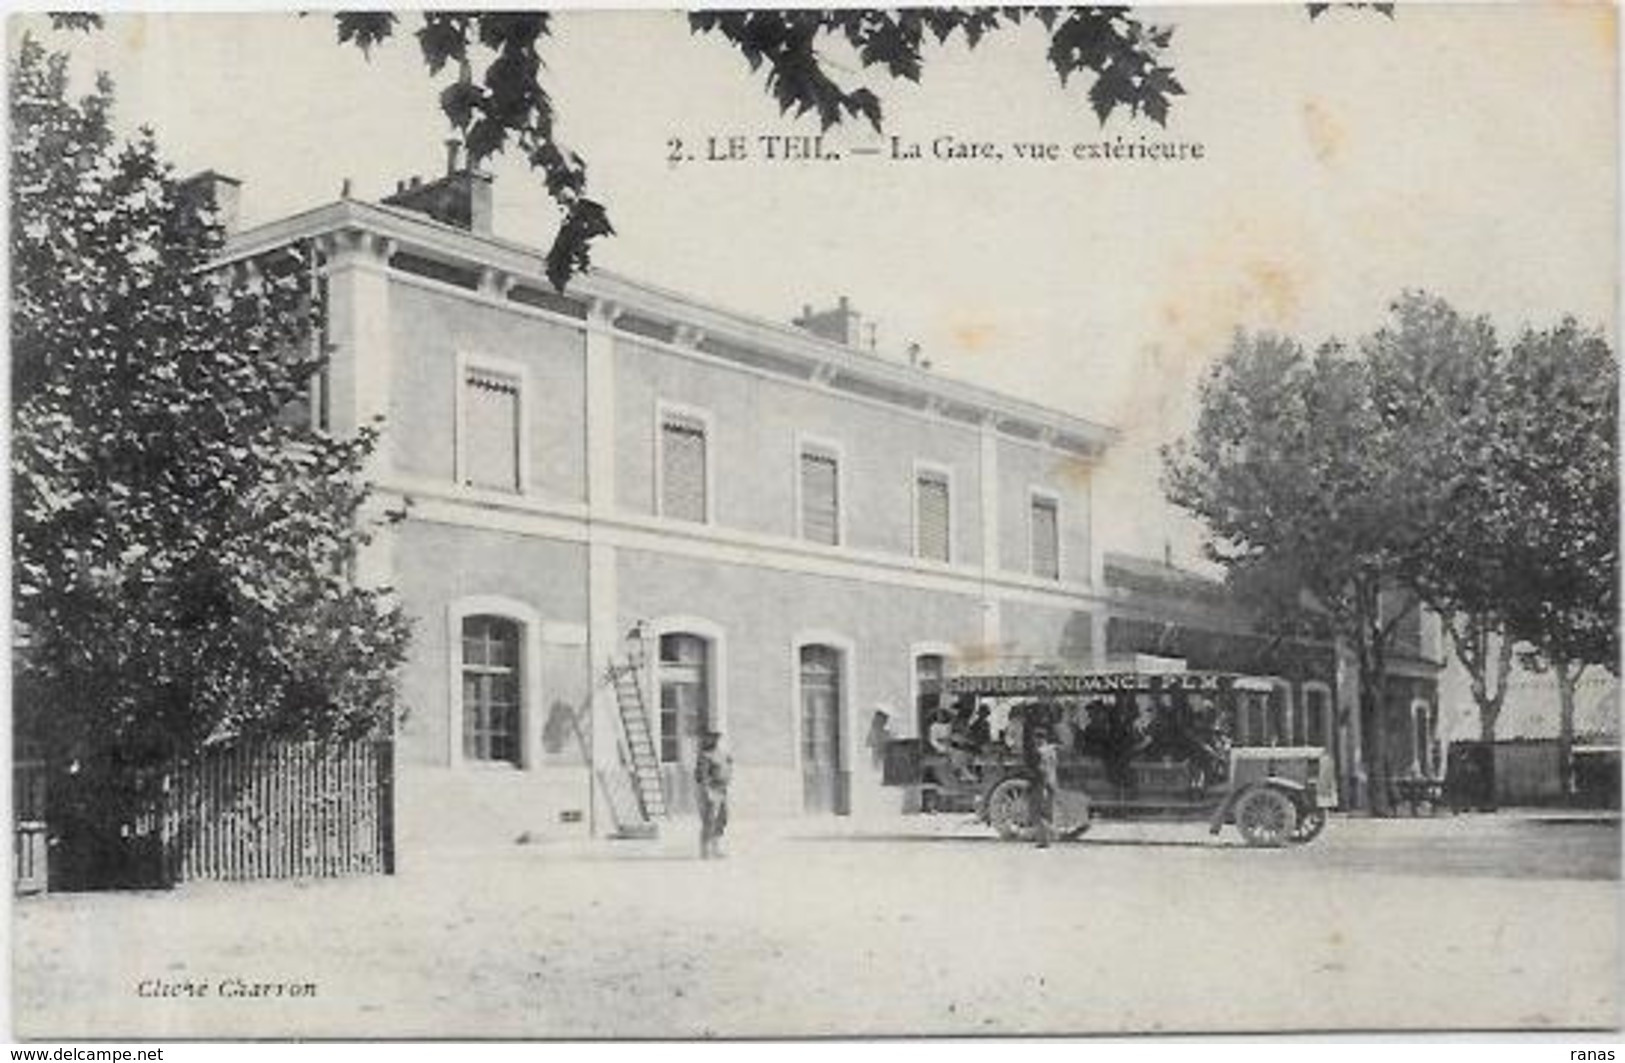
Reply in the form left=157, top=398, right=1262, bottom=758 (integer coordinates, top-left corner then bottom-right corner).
left=1291, top=806, right=1328, bottom=843
left=985, top=778, right=1035, bottom=841
left=1235, top=787, right=1298, bottom=848
left=1056, top=789, right=1093, bottom=840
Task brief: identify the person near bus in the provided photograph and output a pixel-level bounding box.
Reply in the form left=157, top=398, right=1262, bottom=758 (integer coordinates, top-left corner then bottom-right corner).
left=1021, top=703, right=1059, bottom=848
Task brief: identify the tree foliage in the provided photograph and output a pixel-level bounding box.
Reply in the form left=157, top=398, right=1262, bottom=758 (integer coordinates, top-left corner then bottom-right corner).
left=1369, top=297, right=1616, bottom=789
left=1498, top=321, right=1618, bottom=792
left=1365, top=294, right=1516, bottom=744
left=10, top=37, right=412, bottom=817
left=1165, top=293, right=1618, bottom=806
left=333, top=7, right=1185, bottom=289
left=1495, top=320, right=1619, bottom=673
left=1162, top=330, right=1423, bottom=811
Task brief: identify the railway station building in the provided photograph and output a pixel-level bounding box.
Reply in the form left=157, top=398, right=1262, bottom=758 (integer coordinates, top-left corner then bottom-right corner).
left=216, top=159, right=1441, bottom=852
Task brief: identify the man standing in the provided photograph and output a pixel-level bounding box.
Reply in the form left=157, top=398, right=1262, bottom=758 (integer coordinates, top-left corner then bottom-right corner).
left=695, top=731, right=733, bottom=859
left=1022, top=704, right=1059, bottom=849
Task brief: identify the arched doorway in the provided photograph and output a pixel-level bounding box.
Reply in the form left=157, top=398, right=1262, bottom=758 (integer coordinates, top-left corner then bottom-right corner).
left=657, top=632, right=711, bottom=814
left=800, top=644, right=849, bottom=814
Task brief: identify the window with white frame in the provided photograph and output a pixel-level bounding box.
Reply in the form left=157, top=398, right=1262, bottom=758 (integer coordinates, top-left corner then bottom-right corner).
left=914, top=652, right=946, bottom=738
left=461, top=615, right=522, bottom=765
left=660, top=410, right=709, bottom=522
left=1030, top=492, right=1060, bottom=580
left=460, top=365, right=522, bottom=492
left=915, top=468, right=951, bottom=562
left=658, top=633, right=710, bottom=764
left=1304, top=684, right=1332, bottom=749
left=799, top=445, right=840, bottom=545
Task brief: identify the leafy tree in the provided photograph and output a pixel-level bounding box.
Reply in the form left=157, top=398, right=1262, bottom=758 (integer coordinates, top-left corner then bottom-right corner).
left=1168, top=296, right=1618, bottom=810
left=331, top=7, right=1190, bottom=289
left=1366, top=294, right=1518, bottom=748
left=1366, top=297, right=1616, bottom=797
left=1163, top=331, right=1432, bottom=814
left=1497, top=321, right=1618, bottom=796
left=10, top=37, right=412, bottom=854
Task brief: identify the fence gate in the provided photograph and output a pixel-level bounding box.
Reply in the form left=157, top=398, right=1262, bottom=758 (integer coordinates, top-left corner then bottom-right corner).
left=160, top=738, right=394, bottom=884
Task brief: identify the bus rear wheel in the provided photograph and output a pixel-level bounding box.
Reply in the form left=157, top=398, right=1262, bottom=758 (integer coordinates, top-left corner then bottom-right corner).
left=986, top=779, right=1092, bottom=841
left=986, top=778, right=1035, bottom=841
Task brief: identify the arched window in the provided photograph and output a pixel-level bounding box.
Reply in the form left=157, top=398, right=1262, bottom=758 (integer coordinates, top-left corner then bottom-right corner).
left=915, top=653, right=947, bottom=738
left=462, top=615, right=522, bottom=765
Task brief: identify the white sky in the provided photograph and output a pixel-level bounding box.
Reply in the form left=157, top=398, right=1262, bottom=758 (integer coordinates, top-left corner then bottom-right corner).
left=14, top=5, right=1620, bottom=565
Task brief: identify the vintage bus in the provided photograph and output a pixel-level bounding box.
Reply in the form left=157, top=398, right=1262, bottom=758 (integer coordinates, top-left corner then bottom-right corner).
left=883, top=670, right=1337, bottom=846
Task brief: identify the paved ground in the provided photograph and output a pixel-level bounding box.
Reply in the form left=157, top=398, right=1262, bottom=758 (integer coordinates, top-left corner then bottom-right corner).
left=11, top=811, right=1620, bottom=1039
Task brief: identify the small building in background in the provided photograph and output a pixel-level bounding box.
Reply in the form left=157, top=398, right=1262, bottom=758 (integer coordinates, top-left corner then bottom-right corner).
left=1440, top=665, right=1621, bottom=808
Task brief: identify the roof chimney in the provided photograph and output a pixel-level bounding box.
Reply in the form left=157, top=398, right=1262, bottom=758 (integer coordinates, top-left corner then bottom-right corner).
left=381, top=145, right=494, bottom=236
left=793, top=296, right=865, bottom=348
left=178, top=170, right=242, bottom=235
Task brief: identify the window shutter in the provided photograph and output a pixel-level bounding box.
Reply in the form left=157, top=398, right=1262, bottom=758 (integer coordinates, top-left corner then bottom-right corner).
left=1031, top=496, right=1059, bottom=579
left=662, top=416, right=708, bottom=521
left=916, top=472, right=950, bottom=562
left=800, top=450, right=840, bottom=544
left=463, top=369, right=521, bottom=492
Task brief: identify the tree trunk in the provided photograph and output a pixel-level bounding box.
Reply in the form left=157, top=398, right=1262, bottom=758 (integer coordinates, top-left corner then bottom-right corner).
left=1555, top=660, right=1583, bottom=803
left=1358, top=631, right=1393, bottom=817
left=1451, top=621, right=1511, bottom=745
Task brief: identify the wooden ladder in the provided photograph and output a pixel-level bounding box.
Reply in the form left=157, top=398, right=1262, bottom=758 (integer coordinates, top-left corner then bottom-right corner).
left=562, top=656, right=668, bottom=839
left=607, top=661, right=668, bottom=824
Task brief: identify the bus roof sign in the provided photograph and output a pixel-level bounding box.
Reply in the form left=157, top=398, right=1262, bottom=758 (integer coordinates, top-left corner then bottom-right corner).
left=929, top=672, right=1240, bottom=697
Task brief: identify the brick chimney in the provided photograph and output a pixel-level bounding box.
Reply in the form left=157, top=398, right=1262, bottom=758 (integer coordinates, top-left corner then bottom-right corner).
left=381, top=140, right=493, bottom=235
left=179, top=170, right=242, bottom=234
left=794, top=296, right=865, bottom=348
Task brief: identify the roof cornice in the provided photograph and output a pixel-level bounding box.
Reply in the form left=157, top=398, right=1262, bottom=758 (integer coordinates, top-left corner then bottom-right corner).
left=225, top=199, right=1120, bottom=456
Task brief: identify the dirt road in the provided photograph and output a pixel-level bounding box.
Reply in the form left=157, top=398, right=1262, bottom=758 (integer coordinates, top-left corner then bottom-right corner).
left=12, top=812, right=1619, bottom=1038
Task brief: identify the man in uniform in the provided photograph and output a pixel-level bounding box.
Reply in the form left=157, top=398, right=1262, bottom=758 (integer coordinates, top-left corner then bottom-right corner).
left=695, top=730, right=732, bottom=859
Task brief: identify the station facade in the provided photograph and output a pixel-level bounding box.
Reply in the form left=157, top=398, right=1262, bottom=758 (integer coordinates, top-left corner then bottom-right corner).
left=224, top=164, right=1125, bottom=853
left=219, top=162, right=1442, bottom=851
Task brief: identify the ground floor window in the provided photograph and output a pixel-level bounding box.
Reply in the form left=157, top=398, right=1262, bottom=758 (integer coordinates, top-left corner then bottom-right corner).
left=914, top=652, right=946, bottom=738
left=1412, top=700, right=1437, bottom=775
left=1304, top=684, right=1333, bottom=750
left=462, top=615, right=522, bottom=765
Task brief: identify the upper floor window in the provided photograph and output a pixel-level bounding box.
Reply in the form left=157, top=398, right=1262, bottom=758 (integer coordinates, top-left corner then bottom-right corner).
left=462, top=615, right=522, bottom=765
left=914, top=467, right=951, bottom=562
left=799, top=444, right=841, bottom=545
left=1030, top=492, right=1060, bottom=580
left=459, top=361, right=523, bottom=493
left=660, top=408, right=710, bottom=523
